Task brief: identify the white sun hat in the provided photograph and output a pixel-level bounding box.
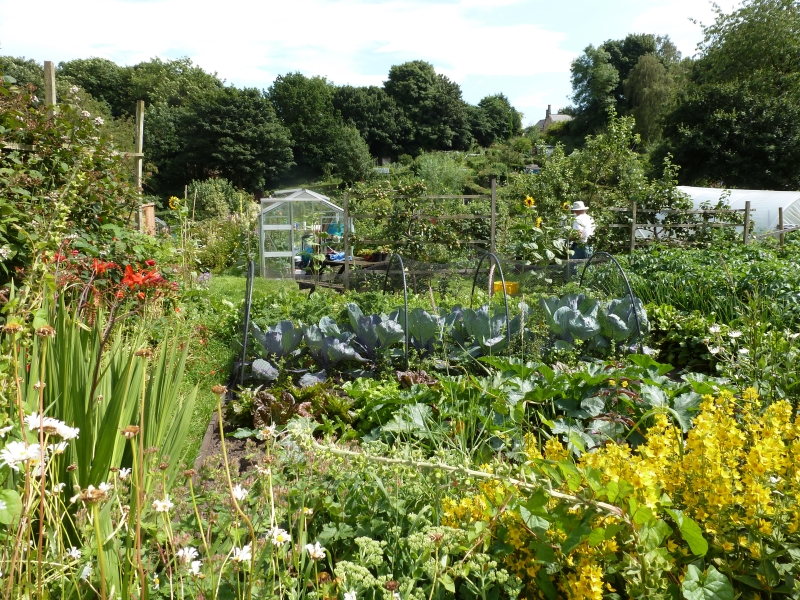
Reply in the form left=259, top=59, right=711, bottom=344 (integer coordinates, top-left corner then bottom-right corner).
left=570, top=201, right=588, bottom=212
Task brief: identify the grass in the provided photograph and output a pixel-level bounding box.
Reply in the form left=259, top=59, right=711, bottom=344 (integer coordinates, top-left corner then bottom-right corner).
left=180, top=275, right=298, bottom=463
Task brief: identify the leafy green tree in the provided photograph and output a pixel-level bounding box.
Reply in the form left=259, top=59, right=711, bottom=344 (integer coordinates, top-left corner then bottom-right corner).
left=623, top=54, right=674, bottom=143
left=180, top=86, right=294, bottom=190
left=332, top=85, right=409, bottom=158
left=384, top=60, right=472, bottom=154
left=658, top=0, right=800, bottom=189
left=601, top=34, right=658, bottom=109
left=470, top=93, right=523, bottom=147
left=331, top=125, right=374, bottom=183
left=569, top=45, right=619, bottom=135
left=129, top=57, right=223, bottom=109
left=269, top=72, right=342, bottom=177
left=57, top=57, right=132, bottom=117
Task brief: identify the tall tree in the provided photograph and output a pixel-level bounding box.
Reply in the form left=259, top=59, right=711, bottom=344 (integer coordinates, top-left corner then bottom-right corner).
left=470, top=93, right=523, bottom=147
left=601, top=34, right=658, bottom=110
left=177, top=87, right=293, bottom=191
left=658, top=0, right=800, bottom=189
left=269, top=73, right=342, bottom=177
left=623, top=54, right=674, bottom=143
left=569, top=45, right=619, bottom=135
left=384, top=60, right=472, bottom=154
left=332, top=85, right=409, bottom=158
left=57, top=57, right=132, bottom=117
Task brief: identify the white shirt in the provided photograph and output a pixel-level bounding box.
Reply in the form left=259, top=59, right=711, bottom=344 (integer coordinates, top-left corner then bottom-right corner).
left=572, top=213, right=595, bottom=243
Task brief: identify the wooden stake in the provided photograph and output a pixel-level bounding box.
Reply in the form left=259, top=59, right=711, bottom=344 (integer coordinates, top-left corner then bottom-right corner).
left=779, top=206, right=785, bottom=247
left=629, top=201, right=637, bottom=254
left=43, top=61, right=56, bottom=118
left=743, top=200, right=751, bottom=245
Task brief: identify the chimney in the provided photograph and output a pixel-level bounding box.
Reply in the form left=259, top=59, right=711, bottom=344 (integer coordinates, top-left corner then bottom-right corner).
left=546, top=104, right=551, bottom=118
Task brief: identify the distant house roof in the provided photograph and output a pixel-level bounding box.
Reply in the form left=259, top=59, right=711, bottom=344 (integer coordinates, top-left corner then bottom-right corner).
left=536, top=105, right=573, bottom=131
left=549, top=114, right=572, bottom=123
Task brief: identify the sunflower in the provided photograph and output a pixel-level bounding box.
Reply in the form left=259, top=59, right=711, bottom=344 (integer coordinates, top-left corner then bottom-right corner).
left=168, top=196, right=180, bottom=210
left=524, top=196, right=535, bottom=208
left=562, top=201, right=570, bottom=210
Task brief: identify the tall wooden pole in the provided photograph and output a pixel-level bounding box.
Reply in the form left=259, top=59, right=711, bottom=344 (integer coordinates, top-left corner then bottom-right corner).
left=134, top=100, right=145, bottom=230
left=629, top=201, right=637, bottom=254
left=43, top=61, right=56, bottom=118
left=779, top=206, right=785, bottom=248
left=490, top=177, right=497, bottom=254
left=743, top=200, right=751, bottom=245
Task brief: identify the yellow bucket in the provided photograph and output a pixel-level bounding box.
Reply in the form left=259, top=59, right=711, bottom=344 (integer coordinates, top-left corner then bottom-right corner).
left=493, top=281, right=519, bottom=295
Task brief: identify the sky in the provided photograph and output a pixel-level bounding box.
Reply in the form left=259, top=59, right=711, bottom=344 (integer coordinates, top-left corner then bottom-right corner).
left=0, top=0, right=732, bottom=126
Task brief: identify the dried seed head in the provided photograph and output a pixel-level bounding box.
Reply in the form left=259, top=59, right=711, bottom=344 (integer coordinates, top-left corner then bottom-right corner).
left=429, top=533, right=444, bottom=544
left=158, top=462, right=169, bottom=471
left=384, top=581, right=399, bottom=592
left=35, top=325, right=56, bottom=338
left=211, top=385, right=227, bottom=396
left=144, top=446, right=158, bottom=455
left=66, top=463, right=78, bottom=472
left=33, top=381, right=46, bottom=391
left=184, top=469, right=197, bottom=478
left=134, top=348, right=152, bottom=358
left=120, top=425, right=140, bottom=439
left=2, top=323, right=23, bottom=334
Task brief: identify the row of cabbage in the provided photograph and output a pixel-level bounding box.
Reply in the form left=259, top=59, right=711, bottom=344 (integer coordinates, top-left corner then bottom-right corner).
left=248, top=294, right=648, bottom=381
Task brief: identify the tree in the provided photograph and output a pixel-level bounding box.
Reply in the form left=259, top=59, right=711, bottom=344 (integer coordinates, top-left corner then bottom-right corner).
left=57, top=57, right=132, bottom=117
left=658, top=0, right=800, bottom=189
left=601, top=34, right=658, bottom=110
left=180, top=86, right=293, bottom=190
left=623, top=54, right=674, bottom=143
left=331, top=125, right=374, bottom=183
left=471, top=94, right=523, bottom=147
left=269, top=73, right=342, bottom=177
left=332, top=85, right=409, bottom=158
left=569, top=45, right=619, bottom=135
left=384, top=60, right=472, bottom=154
left=129, top=57, right=223, bottom=109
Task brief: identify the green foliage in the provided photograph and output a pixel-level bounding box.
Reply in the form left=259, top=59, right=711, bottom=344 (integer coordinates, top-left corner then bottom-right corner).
left=658, top=0, right=800, bottom=189
left=333, top=85, right=409, bottom=158
left=384, top=60, right=472, bottom=155
left=182, top=86, right=294, bottom=190
left=470, top=93, right=523, bottom=147
left=332, top=125, right=374, bottom=183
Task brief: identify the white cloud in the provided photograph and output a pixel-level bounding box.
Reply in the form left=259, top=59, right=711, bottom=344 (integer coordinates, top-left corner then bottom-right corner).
left=0, top=0, right=574, bottom=89
left=630, top=0, right=729, bottom=58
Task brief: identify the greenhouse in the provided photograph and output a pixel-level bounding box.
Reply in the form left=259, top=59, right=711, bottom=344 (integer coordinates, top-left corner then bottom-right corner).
left=678, top=186, right=800, bottom=233
left=258, top=188, right=346, bottom=277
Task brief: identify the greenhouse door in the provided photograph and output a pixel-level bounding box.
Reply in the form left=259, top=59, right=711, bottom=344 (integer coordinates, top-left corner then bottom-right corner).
left=259, top=202, right=294, bottom=277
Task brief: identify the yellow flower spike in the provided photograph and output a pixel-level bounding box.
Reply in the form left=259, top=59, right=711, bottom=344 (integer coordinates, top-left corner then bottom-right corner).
left=621, top=380, right=628, bottom=388
left=524, top=196, right=535, bottom=208
left=536, top=216, right=543, bottom=228
left=608, top=379, right=616, bottom=387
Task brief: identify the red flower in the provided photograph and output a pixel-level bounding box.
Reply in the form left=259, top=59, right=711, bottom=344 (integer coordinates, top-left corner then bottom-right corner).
left=145, top=259, right=156, bottom=267
left=137, top=292, right=146, bottom=300
left=92, top=259, right=117, bottom=275
left=116, top=291, right=125, bottom=299
left=71, top=250, right=79, bottom=257
left=122, top=265, right=144, bottom=288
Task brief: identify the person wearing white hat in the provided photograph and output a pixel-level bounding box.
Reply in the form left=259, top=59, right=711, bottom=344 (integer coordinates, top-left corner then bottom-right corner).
left=570, top=200, right=595, bottom=260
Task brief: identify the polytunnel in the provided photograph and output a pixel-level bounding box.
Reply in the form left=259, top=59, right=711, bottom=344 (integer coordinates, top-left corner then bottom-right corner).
left=678, top=186, right=800, bottom=233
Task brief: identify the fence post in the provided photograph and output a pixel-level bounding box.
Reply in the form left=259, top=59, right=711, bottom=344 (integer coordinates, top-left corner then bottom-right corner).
left=779, top=206, right=785, bottom=248
left=490, top=177, right=497, bottom=254
left=43, top=61, right=56, bottom=118
left=743, top=200, right=751, bottom=245
left=343, top=193, right=350, bottom=291
left=629, top=201, right=637, bottom=253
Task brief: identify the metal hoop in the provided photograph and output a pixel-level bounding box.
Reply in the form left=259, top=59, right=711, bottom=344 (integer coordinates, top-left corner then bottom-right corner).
left=381, top=253, right=410, bottom=369
left=470, top=252, right=512, bottom=350
left=579, top=251, right=644, bottom=353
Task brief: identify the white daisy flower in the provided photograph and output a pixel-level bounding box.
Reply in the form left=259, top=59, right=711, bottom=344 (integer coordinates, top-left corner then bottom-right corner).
left=152, top=496, right=174, bottom=513
left=231, top=543, right=252, bottom=563
left=232, top=484, right=248, bottom=501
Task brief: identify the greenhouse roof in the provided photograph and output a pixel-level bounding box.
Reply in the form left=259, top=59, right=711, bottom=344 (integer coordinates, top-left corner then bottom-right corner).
left=678, top=186, right=800, bottom=232
left=260, top=188, right=343, bottom=214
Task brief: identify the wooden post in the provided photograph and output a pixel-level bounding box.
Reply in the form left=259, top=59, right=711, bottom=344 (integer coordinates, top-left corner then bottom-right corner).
left=43, top=61, right=56, bottom=118
left=490, top=177, right=497, bottom=254
left=343, top=193, right=350, bottom=290
left=629, top=201, right=637, bottom=254
left=743, top=200, right=751, bottom=245
left=134, top=100, right=145, bottom=230
left=141, top=203, right=156, bottom=235
left=779, top=206, right=785, bottom=247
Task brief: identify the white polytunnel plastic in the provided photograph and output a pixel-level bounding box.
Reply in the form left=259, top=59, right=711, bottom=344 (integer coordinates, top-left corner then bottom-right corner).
left=678, top=186, right=800, bottom=233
